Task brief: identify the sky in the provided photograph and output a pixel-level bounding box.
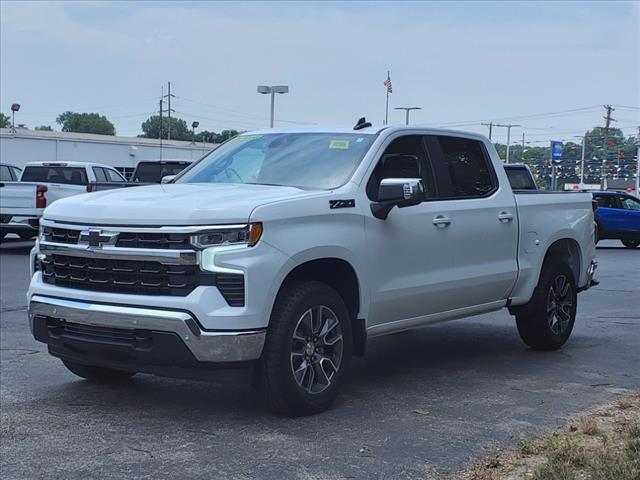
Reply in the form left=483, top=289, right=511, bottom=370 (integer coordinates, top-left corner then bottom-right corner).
left=1, top=0, right=639, bottom=146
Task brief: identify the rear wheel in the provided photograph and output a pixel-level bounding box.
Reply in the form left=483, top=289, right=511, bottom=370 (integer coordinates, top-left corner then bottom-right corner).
left=621, top=239, right=639, bottom=249
left=515, top=261, right=577, bottom=350
left=62, top=359, right=136, bottom=383
left=255, top=280, right=352, bottom=416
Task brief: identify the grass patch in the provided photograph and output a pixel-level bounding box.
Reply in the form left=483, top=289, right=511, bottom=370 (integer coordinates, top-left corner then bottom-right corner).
left=450, top=391, right=640, bottom=480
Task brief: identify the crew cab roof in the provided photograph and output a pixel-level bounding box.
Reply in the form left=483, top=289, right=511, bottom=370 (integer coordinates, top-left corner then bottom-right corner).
left=23, top=161, right=117, bottom=169
left=243, top=124, right=489, bottom=142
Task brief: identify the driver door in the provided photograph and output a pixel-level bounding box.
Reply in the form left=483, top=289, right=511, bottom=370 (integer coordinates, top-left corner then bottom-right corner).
left=363, top=135, right=456, bottom=329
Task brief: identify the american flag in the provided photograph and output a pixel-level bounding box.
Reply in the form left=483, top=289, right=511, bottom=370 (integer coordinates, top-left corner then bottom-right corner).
left=384, top=76, right=392, bottom=94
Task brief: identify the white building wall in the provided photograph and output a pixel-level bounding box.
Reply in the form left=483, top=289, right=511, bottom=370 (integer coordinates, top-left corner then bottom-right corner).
left=0, top=129, right=217, bottom=170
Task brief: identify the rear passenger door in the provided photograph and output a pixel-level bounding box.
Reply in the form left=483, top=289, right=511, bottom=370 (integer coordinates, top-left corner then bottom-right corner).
left=426, top=135, right=519, bottom=308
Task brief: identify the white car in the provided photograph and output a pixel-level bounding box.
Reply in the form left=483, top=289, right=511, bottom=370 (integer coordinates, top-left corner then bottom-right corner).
left=28, top=123, right=597, bottom=415
left=0, top=161, right=126, bottom=239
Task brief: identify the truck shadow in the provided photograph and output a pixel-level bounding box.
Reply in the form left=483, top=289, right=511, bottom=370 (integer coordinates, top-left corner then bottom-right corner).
left=34, top=318, right=595, bottom=421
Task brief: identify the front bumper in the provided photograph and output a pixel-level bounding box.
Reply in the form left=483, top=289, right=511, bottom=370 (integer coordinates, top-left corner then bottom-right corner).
left=1, top=216, right=39, bottom=235
left=29, top=295, right=266, bottom=364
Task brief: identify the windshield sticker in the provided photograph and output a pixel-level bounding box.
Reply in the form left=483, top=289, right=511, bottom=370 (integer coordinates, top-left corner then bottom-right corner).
left=329, top=139, right=350, bottom=150
left=237, top=134, right=263, bottom=142
left=355, top=137, right=364, bottom=143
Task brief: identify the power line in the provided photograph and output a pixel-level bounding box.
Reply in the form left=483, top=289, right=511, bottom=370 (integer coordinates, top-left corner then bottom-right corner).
left=176, top=96, right=314, bottom=125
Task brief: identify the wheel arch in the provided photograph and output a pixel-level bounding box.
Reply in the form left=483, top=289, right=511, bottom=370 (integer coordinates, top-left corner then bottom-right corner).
left=541, top=238, right=582, bottom=286
left=273, top=257, right=366, bottom=356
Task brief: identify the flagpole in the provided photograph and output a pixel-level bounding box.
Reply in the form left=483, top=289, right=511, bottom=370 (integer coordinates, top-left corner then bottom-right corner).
left=385, top=70, right=390, bottom=125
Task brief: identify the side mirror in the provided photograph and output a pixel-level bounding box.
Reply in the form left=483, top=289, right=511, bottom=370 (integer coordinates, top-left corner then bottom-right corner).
left=371, top=178, right=423, bottom=220
left=161, top=175, right=176, bottom=184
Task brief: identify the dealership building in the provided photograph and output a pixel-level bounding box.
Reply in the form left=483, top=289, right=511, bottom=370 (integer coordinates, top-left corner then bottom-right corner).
left=0, top=128, right=218, bottom=178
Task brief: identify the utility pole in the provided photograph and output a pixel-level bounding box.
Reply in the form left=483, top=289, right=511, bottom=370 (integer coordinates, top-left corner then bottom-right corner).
left=494, top=124, right=520, bottom=163
left=481, top=122, right=493, bottom=141
left=636, top=126, right=640, bottom=197
left=159, top=96, right=163, bottom=161
left=601, top=105, right=616, bottom=189
left=574, top=135, right=586, bottom=188
left=163, top=82, right=175, bottom=140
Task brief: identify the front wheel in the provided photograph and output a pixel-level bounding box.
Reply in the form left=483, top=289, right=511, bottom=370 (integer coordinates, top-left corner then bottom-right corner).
left=621, top=239, right=639, bottom=249
left=62, top=359, right=136, bottom=383
left=255, top=280, right=352, bottom=416
left=515, top=261, right=577, bottom=350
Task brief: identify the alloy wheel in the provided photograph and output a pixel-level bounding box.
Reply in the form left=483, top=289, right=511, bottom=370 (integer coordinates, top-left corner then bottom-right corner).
left=546, top=274, right=573, bottom=335
left=290, top=305, right=344, bottom=394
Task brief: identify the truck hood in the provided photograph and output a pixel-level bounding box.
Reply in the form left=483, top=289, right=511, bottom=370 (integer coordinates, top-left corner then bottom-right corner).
left=44, top=183, right=316, bottom=225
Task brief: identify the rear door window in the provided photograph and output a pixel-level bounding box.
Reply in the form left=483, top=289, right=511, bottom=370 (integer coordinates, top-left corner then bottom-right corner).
left=106, top=169, right=126, bottom=182
left=132, top=162, right=190, bottom=183
left=431, top=136, right=497, bottom=199
left=21, top=166, right=88, bottom=185
left=92, top=167, right=107, bottom=182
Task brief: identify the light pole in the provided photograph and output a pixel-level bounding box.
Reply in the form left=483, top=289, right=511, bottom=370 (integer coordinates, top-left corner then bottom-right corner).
left=494, top=124, right=520, bottom=163
left=574, top=134, right=586, bottom=188
left=257, top=85, right=289, bottom=128
left=636, top=127, right=640, bottom=197
left=10, top=103, right=20, bottom=133
left=191, top=121, right=199, bottom=144
left=394, top=106, right=421, bottom=125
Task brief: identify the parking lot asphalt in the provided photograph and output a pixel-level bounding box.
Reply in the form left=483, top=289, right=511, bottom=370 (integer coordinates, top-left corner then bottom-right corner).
left=1, top=237, right=638, bottom=480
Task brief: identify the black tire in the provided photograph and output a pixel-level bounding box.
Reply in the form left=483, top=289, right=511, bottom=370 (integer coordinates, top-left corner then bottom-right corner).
left=621, top=239, right=639, bottom=249
left=515, top=261, right=577, bottom=351
left=62, top=359, right=136, bottom=383
left=255, top=280, right=352, bottom=416
left=594, top=223, right=601, bottom=244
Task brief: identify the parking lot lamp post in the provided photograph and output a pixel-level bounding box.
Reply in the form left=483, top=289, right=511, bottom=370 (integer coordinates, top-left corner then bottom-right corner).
left=257, top=85, right=289, bottom=128
left=10, top=103, right=20, bottom=133
left=191, top=121, right=199, bottom=144
left=394, top=106, right=421, bottom=125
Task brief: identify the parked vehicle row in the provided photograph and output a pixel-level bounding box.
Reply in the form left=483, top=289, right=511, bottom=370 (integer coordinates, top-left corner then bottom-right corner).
left=89, top=160, right=192, bottom=191
left=28, top=123, right=597, bottom=415
left=0, top=160, right=193, bottom=239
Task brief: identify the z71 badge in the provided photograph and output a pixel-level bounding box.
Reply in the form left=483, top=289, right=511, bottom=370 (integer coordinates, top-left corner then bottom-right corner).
left=329, top=199, right=355, bottom=209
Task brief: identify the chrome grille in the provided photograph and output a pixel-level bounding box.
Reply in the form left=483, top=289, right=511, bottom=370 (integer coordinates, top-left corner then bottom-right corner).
left=116, top=232, right=191, bottom=249
left=42, top=254, right=213, bottom=296
left=42, top=226, right=81, bottom=245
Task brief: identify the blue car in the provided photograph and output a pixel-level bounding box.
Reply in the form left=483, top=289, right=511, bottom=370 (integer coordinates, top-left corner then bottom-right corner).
left=593, top=191, right=640, bottom=248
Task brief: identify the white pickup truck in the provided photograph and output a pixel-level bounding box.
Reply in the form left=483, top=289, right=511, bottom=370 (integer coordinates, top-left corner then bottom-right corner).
left=27, top=123, right=597, bottom=415
left=0, top=161, right=126, bottom=239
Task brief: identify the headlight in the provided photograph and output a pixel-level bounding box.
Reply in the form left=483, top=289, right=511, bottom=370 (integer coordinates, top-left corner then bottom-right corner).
left=190, top=223, right=263, bottom=249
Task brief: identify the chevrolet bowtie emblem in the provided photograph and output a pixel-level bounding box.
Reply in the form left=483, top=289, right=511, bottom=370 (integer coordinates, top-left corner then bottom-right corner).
left=79, top=229, right=118, bottom=248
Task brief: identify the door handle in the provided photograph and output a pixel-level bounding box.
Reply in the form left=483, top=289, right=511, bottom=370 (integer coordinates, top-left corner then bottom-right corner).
left=498, top=212, right=514, bottom=223
left=432, top=215, right=452, bottom=228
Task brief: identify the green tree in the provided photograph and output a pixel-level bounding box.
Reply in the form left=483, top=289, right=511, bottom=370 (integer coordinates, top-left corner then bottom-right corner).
left=216, top=129, right=240, bottom=143
left=0, top=113, right=10, bottom=128
left=139, top=115, right=191, bottom=141
left=56, top=112, right=115, bottom=135
left=35, top=125, right=53, bottom=131
left=195, top=129, right=241, bottom=144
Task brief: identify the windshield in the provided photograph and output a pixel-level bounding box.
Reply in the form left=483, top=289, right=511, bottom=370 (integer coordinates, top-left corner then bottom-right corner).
left=175, top=133, right=376, bottom=189
left=132, top=162, right=191, bottom=183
